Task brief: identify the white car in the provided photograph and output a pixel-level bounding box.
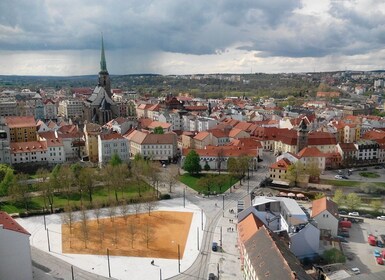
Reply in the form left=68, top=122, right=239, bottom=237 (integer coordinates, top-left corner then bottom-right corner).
left=335, top=175, right=343, bottom=179
left=351, top=267, right=360, bottom=275
left=348, top=212, right=359, bottom=216
left=377, top=216, right=385, bottom=220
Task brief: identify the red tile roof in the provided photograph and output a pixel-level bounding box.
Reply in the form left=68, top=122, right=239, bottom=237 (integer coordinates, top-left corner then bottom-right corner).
left=194, top=131, right=210, bottom=141
left=270, top=158, right=292, bottom=170
left=238, top=213, right=264, bottom=244
left=0, top=212, right=30, bottom=235
left=5, top=116, right=36, bottom=128
left=10, top=141, right=47, bottom=153
left=99, top=133, right=125, bottom=141
left=311, top=197, right=339, bottom=219
left=297, top=147, right=324, bottom=158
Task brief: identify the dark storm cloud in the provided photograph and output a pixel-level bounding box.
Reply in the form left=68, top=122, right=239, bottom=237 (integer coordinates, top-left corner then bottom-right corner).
left=0, top=0, right=384, bottom=60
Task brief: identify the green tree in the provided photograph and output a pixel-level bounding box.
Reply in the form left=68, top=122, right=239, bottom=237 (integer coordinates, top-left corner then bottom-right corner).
left=322, top=248, right=346, bottom=264
left=0, top=167, right=14, bottom=196
left=9, top=173, right=31, bottom=211
left=37, top=168, right=54, bottom=213
left=370, top=200, right=382, bottom=213
left=204, top=161, right=211, bottom=171
left=79, top=167, right=97, bottom=205
left=109, top=153, right=122, bottom=167
left=345, top=193, right=361, bottom=211
left=314, top=192, right=325, bottom=200
left=332, top=189, right=345, bottom=206
left=153, top=126, right=164, bottom=134
left=183, top=150, right=202, bottom=175
left=227, top=157, right=243, bottom=185
left=197, top=174, right=216, bottom=195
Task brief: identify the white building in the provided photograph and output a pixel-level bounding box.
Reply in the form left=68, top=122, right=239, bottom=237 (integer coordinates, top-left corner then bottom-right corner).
left=0, top=96, right=17, bottom=116
left=43, top=99, right=57, bottom=120
left=98, top=133, right=130, bottom=167
left=0, top=212, right=33, bottom=280
left=158, top=112, right=182, bottom=131
left=58, top=99, right=83, bottom=119
left=311, top=197, right=339, bottom=237
left=239, top=196, right=320, bottom=259
left=126, top=130, right=178, bottom=161
left=10, top=141, right=48, bottom=164
left=182, top=115, right=218, bottom=132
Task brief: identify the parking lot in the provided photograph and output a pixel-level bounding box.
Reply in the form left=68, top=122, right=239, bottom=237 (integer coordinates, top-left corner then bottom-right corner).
left=342, top=218, right=385, bottom=274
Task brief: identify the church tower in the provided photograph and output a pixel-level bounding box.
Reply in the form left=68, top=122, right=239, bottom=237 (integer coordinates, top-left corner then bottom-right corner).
left=297, top=118, right=309, bottom=153
left=98, top=35, right=111, bottom=98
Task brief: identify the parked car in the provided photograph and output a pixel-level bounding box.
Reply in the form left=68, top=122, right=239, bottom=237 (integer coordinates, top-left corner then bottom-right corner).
left=335, top=175, right=343, bottom=179
left=337, top=236, right=348, bottom=243
left=376, top=257, right=384, bottom=265
left=351, top=267, right=360, bottom=275
left=212, top=242, right=218, bottom=252
left=377, top=216, right=385, bottom=220
left=338, top=231, right=350, bottom=238
left=374, top=249, right=381, bottom=258
left=208, top=273, right=216, bottom=280
left=362, top=214, right=374, bottom=219
left=339, top=210, right=348, bottom=215
left=349, top=212, right=359, bottom=216
left=341, top=175, right=349, bottom=179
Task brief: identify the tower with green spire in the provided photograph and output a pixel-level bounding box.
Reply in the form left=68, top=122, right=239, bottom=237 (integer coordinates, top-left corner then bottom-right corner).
left=98, top=34, right=111, bottom=97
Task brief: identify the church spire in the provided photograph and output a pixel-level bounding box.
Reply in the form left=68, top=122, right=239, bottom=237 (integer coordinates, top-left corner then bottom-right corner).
left=100, top=34, right=108, bottom=74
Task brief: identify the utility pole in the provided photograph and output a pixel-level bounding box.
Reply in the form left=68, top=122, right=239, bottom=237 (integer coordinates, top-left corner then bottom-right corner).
left=183, top=188, right=185, bottom=208
left=71, top=266, right=74, bottom=280
left=197, top=227, right=199, bottom=250
left=107, top=248, right=111, bottom=278
left=201, top=209, right=203, bottom=231
left=177, top=244, right=181, bottom=273
left=43, top=215, right=47, bottom=230
left=220, top=226, right=222, bottom=248
left=46, top=228, right=51, bottom=252
left=222, top=195, right=224, bottom=210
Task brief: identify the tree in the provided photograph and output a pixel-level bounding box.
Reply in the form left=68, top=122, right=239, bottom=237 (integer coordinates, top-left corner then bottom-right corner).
left=0, top=165, right=14, bottom=196
left=93, top=201, right=102, bottom=225
left=227, top=157, right=243, bottom=185
left=141, top=222, right=155, bottom=248
left=216, top=148, right=225, bottom=174
left=322, top=248, right=346, bottom=264
left=80, top=208, right=89, bottom=248
left=120, top=200, right=130, bottom=224
left=183, top=150, right=202, bottom=175
left=153, top=126, right=164, bottom=134
left=370, top=200, right=382, bottom=213
left=9, top=173, right=31, bottom=211
left=286, top=161, right=305, bottom=186
left=37, top=168, right=54, bottom=213
left=144, top=199, right=158, bottom=216
left=203, top=161, right=211, bottom=171
left=314, top=192, right=325, bottom=200
left=164, top=169, right=177, bottom=193
left=127, top=219, right=137, bottom=248
left=63, top=205, right=75, bottom=235
left=345, top=193, right=361, bottom=211
left=332, top=189, right=345, bottom=206
left=109, top=153, right=122, bottom=167
left=108, top=201, right=116, bottom=223
left=56, top=165, right=74, bottom=206
left=197, top=174, right=216, bottom=195
left=306, top=162, right=321, bottom=180
left=79, top=167, right=97, bottom=205
left=132, top=201, right=142, bottom=217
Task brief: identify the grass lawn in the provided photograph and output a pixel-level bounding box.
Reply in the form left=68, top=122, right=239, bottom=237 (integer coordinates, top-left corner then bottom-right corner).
left=0, top=182, right=154, bottom=214
left=179, top=173, right=238, bottom=195
left=359, top=172, right=380, bottom=178
left=320, top=179, right=362, bottom=187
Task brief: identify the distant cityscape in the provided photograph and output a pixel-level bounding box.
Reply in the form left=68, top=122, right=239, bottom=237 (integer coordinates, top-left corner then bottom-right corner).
left=1, top=39, right=385, bottom=280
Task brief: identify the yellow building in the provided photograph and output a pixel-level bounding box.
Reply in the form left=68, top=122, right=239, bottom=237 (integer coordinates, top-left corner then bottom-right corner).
left=5, top=116, right=37, bottom=143
left=83, top=123, right=101, bottom=163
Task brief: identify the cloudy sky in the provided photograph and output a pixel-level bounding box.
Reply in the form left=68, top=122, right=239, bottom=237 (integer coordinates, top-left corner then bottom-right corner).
left=1, top=0, right=385, bottom=76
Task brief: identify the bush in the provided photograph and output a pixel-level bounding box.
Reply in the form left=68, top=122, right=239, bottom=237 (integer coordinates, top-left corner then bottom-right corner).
left=160, top=193, right=171, bottom=200
left=322, top=248, right=346, bottom=264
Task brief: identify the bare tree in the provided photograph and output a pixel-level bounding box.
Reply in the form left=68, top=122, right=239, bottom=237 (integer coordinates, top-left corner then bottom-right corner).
left=93, top=201, right=102, bottom=225
left=80, top=208, right=89, bottom=248
left=141, top=222, right=155, bottom=248
left=119, top=200, right=130, bottom=224
left=108, top=201, right=116, bottom=223
left=132, top=201, right=142, bottom=217
left=144, top=199, right=158, bottom=216
left=216, top=148, right=225, bottom=174
left=98, top=222, right=105, bottom=247
left=63, top=206, right=75, bottom=235
left=166, top=169, right=178, bottom=193
left=127, top=220, right=137, bottom=248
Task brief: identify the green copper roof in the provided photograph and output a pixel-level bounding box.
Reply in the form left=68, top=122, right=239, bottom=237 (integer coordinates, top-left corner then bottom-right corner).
left=100, top=35, right=108, bottom=73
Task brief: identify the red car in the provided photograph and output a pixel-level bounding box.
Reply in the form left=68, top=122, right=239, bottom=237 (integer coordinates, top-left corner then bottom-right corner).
left=376, top=257, right=384, bottom=265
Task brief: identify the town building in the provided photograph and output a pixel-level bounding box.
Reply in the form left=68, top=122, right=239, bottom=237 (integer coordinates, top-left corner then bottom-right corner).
left=0, top=212, right=33, bottom=280
left=98, top=133, right=130, bottom=167
left=4, top=116, right=37, bottom=143
left=58, top=99, right=84, bottom=119
left=311, top=197, right=339, bottom=237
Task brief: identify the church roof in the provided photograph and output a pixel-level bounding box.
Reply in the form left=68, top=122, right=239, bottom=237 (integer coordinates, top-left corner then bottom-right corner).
left=87, top=86, right=115, bottom=106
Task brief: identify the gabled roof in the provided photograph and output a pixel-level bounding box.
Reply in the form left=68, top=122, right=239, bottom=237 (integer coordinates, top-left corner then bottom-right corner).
left=5, top=116, right=36, bottom=128
left=311, top=197, right=339, bottom=219
left=0, top=211, right=30, bottom=235
left=148, top=121, right=172, bottom=129
left=228, top=138, right=262, bottom=149
left=337, top=142, right=357, bottom=152
left=10, top=141, right=47, bottom=153
left=244, top=226, right=312, bottom=280
left=238, top=213, right=264, bottom=244
left=229, top=128, right=247, bottom=138
left=99, top=133, right=125, bottom=141
left=270, top=158, right=292, bottom=170
left=297, top=147, right=324, bottom=158
left=308, top=131, right=337, bottom=145
left=209, top=129, right=228, bottom=138
left=194, top=131, right=210, bottom=141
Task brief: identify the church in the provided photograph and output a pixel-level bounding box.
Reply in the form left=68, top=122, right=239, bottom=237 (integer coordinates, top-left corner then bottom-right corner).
left=83, top=36, right=119, bottom=125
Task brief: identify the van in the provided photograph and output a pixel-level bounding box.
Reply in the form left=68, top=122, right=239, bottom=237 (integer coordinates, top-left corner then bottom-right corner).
left=212, top=242, right=218, bottom=252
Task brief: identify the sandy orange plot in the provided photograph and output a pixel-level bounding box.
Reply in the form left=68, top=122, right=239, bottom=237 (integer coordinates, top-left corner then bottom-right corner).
left=62, top=211, right=193, bottom=259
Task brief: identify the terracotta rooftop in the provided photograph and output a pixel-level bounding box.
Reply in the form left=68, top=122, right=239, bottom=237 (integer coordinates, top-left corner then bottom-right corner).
left=5, top=116, right=36, bottom=128
left=194, top=131, right=210, bottom=141
left=0, top=211, right=30, bottom=235
left=99, top=133, right=125, bottom=141
left=297, top=147, right=324, bottom=158
left=270, top=158, right=292, bottom=170
left=311, top=197, right=339, bottom=219
left=238, top=213, right=264, bottom=244
left=10, top=141, right=47, bottom=153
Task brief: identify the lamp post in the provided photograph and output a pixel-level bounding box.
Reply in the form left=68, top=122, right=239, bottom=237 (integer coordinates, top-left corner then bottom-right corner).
left=159, top=268, right=162, bottom=280
left=177, top=244, right=181, bottom=273
left=107, top=248, right=111, bottom=278
left=46, top=228, right=51, bottom=252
